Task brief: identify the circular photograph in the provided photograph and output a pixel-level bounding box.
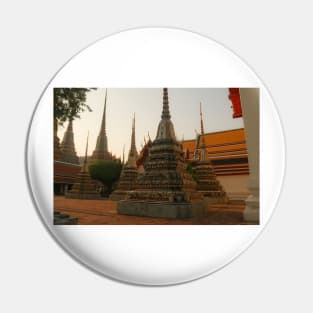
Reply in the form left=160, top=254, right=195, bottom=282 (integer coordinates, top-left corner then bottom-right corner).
left=26, top=28, right=285, bottom=285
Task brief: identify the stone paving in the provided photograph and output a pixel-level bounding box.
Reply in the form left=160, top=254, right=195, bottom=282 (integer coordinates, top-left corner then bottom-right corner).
left=54, top=196, right=255, bottom=225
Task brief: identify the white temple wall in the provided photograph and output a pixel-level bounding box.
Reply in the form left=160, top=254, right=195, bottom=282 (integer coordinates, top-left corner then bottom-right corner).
left=218, top=174, right=249, bottom=202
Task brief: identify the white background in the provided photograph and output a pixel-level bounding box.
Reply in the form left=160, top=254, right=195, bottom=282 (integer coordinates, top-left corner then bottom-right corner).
left=0, top=1, right=312, bottom=312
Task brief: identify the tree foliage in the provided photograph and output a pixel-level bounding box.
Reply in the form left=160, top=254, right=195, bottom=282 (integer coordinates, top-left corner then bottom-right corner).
left=89, top=160, right=122, bottom=195
left=54, top=88, right=95, bottom=125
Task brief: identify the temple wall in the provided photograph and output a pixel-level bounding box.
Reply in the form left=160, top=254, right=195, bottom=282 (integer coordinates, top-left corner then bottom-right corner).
left=217, top=174, right=249, bottom=202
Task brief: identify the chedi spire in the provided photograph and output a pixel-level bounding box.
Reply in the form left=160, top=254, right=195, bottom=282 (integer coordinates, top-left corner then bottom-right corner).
left=128, top=113, right=138, bottom=165
left=92, top=89, right=112, bottom=160
left=60, top=119, right=79, bottom=164
left=161, top=88, right=171, bottom=120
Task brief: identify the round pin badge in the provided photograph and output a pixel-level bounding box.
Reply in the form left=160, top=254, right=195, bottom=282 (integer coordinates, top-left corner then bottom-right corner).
left=26, top=27, right=285, bottom=285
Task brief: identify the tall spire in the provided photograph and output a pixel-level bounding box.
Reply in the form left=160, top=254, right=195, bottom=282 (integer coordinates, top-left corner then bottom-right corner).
left=122, top=144, right=125, bottom=164
left=128, top=113, right=138, bottom=165
left=199, top=102, right=206, bottom=149
left=130, top=113, right=137, bottom=155
left=161, top=88, right=171, bottom=120
left=60, top=118, right=79, bottom=164
left=92, top=89, right=111, bottom=160
left=156, top=88, right=176, bottom=140
left=200, top=102, right=204, bottom=135
left=198, top=103, right=208, bottom=160
left=82, top=131, right=89, bottom=172
left=100, top=88, right=107, bottom=136
left=97, top=88, right=108, bottom=151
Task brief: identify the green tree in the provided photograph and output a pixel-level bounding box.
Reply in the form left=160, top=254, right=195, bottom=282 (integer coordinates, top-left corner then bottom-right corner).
left=89, top=160, right=122, bottom=196
left=54, top=88, right=95, bottom=125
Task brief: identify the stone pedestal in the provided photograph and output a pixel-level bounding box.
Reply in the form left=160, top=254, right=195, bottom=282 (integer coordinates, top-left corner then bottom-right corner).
left=118, top=201, right=194, bottom=219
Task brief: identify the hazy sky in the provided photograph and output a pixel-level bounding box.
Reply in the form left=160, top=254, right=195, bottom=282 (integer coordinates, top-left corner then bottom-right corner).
left=57, top=88, right=243, bottom=158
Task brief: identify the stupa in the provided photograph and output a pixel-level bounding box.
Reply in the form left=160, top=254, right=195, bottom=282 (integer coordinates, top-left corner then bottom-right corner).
left=193, top=103, right=228, bottom=203
left=60, top=119, right=79, bottom=164
left=117, top=88, right=203, bottom=219
left=66, top=133, right=101, bottom=199
left=91, top=89, right=113, bottom=161
left=110, top=114, right=138, bottom=200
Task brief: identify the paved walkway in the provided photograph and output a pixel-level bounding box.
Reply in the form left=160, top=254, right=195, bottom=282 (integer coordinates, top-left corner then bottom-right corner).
left=54, top=196, right=253, bottom=225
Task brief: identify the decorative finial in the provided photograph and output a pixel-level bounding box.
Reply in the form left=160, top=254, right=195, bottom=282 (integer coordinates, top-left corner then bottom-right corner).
left=161, top=88, right=171, bottom=120
left=130, top=112, right=137, bottom=157
left=200, top=102, right=204, bottom=135
left=199, top=102, right=206, bottom=149
left=101, top=89, right=107, bottom=132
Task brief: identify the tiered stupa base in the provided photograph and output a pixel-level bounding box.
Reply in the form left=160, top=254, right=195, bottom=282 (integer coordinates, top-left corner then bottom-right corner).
left=194, top=161, right=228, bottom=204
left=66, top=172, right=101, bottom=200
left=110, top=166, right=138, bottom=200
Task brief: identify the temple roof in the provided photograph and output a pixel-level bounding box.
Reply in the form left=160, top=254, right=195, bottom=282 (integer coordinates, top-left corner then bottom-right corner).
left=182, top=128, right=249, bottom=176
